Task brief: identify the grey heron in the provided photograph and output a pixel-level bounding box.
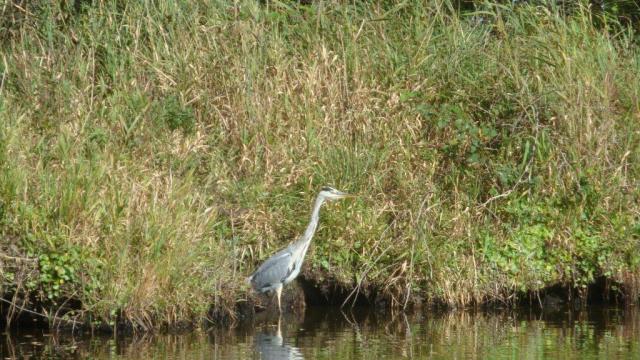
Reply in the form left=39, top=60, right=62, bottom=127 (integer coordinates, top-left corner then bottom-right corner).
left=247, top=186, right=351, bottom=313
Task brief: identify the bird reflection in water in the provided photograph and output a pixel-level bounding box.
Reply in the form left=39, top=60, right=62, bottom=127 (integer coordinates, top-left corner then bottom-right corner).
left=254, top=316, right=303, bottom=360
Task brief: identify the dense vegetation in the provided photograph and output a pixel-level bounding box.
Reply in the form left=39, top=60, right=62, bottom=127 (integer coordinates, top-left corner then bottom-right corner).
left=1, top=0, right=639, bottom=329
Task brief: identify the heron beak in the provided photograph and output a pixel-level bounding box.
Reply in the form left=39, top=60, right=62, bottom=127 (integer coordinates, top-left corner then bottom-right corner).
left=334, top=191, right=353, bottom=199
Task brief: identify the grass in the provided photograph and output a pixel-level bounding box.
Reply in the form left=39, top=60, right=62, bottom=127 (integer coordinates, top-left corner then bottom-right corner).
left=0, top=0, right=639, bottom=329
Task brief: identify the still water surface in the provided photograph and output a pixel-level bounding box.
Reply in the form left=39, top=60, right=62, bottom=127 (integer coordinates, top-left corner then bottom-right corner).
left=1, top=306, right=638, bottom=359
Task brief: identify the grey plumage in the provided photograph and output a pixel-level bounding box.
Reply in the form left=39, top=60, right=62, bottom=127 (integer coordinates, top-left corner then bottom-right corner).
left=249, top=248, right=295, bottom=293
left=247, top=186, right=351, bottom=312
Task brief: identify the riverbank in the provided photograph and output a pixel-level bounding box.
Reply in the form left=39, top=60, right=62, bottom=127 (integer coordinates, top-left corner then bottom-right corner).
left=1, top=1, right=639, bottom=330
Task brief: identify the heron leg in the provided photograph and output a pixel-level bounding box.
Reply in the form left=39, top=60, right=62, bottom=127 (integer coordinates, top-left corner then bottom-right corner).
left=276, top=315, right=282, bottom=338
left=275, top=285, right=283, bottom=313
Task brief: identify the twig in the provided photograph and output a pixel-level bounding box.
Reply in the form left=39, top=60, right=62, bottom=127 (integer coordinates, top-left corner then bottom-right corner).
left=478, top=154, right=534, bottom=210
left=53, top=292, right=77, bottom=330
left=0, top=55, right=7, bottom=98
left=480, top=188, right=515, bottom=208
left=406, top=196, right=437, bottom=309
left=0, top=253, right=37, bottom=262
left=0, top=296, right=80, bottom=327
left=341, top=219, right=396, bottom=309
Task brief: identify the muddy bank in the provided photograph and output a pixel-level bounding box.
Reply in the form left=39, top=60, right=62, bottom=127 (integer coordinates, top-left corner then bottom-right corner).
left=2, top=275, right=638, bottom=333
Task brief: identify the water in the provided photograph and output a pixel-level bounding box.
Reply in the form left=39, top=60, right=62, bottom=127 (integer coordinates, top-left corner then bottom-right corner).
left=1, top=306, right=638, bottom=359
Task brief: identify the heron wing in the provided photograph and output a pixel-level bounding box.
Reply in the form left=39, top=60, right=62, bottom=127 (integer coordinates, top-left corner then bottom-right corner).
left=249, top=248, right=294, bottom=292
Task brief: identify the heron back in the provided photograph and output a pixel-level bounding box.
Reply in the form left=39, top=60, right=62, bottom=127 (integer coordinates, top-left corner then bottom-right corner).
left=249, top=249, right=293, bottom=292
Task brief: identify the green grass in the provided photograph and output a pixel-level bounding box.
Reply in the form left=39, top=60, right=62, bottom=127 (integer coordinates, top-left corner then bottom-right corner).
left=0, top=0, right=639, bottom=329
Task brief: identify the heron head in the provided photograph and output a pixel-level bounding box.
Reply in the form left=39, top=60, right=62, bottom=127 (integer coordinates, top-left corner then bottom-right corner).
left=319, top=186, right=351, bottom=201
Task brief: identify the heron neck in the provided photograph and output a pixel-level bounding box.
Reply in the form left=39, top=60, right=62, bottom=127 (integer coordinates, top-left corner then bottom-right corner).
left=300, top=194, right=325, bottom=246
